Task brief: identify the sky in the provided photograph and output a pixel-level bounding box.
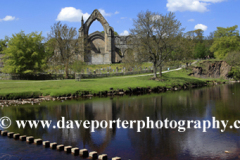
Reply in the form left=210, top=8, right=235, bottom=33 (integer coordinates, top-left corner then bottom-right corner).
left=0, top=0, right=239, bottom=40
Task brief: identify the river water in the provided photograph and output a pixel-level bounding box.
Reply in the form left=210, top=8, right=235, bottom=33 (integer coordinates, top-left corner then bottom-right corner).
left=1, top=83, right=240, bottom=160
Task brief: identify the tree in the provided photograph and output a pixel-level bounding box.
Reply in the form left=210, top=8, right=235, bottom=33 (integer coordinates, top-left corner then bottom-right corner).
left=206, top=31, right=215, bottom=40
left=225, top=51, right=240, bottom=80
left=71, top=60, right=86, bottom=73
left=130, top=11, right=184, bottom=78
left=0, top=36, right=9, bottom=54
left=2, top=31, right=45, bottom=74
left=204, top=32, right=215, bottom=58
left=167, top=35, right=195, bottom=68
left=175, top=35, right=195, bottom=66
left=122, top=48, right=142, bottom=70
left=225, top=51, right=240, bottom=67
left=47, top=22, right=80, bottom=78
left=194, top=42, right=207, bottom=59
left=193, top=29, right=204, bottom=42
left=70, top=60, right=86, bottom=81
left=185, top=29, right=204, bottom=42
left=210, top=25, right=240, bottom=59
left=43, top=38, right=59, bottom=73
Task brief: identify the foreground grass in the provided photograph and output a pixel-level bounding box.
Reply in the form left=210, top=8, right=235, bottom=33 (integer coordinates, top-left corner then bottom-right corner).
left=0, top=68, right=226, bottom=99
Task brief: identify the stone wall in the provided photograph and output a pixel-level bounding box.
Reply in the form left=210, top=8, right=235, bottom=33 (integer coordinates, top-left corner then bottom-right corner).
left=0, top=70, right=153, bottom=80
left=0, top=73, right=74, bottom=80
left=76, top=70, right=153, bottom=79
left=0, top=73, right=12, bottom=80
left=90, top=52, right=111, bottom=64
left=79, top=9, right=134, bottom=65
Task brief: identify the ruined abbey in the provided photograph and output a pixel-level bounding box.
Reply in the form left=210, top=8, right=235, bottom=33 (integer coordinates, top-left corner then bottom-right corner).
left=79, top=9, right=133, bottom=64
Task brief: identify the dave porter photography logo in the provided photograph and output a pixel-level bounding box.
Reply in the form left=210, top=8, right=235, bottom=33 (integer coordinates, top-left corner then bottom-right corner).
left=0, top=116, right=11, bottom=129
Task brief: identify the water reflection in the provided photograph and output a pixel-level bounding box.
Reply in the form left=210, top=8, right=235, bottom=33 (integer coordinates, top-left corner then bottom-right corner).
left=1, top=83, right=240, bottom=159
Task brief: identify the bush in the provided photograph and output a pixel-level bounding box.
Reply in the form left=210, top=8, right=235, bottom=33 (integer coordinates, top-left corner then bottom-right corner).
left=228, top=66, right=240, bottom=80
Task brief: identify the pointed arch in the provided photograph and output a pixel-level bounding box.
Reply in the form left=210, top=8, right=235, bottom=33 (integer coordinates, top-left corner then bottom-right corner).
left=84, top=9, right=110, bottom=36
left=79, top=9, right=115, bottom=64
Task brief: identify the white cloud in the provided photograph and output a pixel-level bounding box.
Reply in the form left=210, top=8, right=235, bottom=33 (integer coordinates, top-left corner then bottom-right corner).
left=115, top=11, right=119, bottom=14
left=167, top=0, right=208, bottom=12
left=56, top=7, right=90, bottom=22
left=194, top=24, right=208, bottom=31
left=201, top=0, right=225, bottom=2
left=0, top=15, right=16, bottom=22
left=120, top=30, right=129, bottom=36
left=99, top=9, right=111, bottom=17
left=188, top=19, right=195, bottom=22
left=166, top=0, right=226, bottom=12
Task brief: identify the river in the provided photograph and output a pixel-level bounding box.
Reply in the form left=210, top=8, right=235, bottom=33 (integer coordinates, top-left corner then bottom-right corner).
left=0, top=83, right=240, bottom=160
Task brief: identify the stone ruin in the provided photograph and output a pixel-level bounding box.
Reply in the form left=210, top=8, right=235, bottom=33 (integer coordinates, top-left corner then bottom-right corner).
left=79, top=9, right=133, bottom=65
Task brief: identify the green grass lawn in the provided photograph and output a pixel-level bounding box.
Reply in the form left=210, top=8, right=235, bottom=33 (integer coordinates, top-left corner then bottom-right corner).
left=0, top=68, right=226, bottom=99
left=49, top=62, right=154, bottom=74
left=48, top=61, right=185, bottom=74
left=85, top=62, right=151, bottom=70
left=84, top=61, right=185, bottom=72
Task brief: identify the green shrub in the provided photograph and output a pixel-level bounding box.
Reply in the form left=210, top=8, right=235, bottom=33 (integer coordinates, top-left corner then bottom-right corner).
left=229, top=66, right=240, bottom=80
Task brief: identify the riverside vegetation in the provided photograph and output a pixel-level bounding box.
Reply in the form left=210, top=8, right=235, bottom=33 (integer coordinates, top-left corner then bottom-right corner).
left=0, top=66, right=228, bottom=103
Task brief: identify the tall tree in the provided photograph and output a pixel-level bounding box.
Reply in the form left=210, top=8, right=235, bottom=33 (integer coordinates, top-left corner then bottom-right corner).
left=168, top=34, right=195, bottom=67
left=122, top=48, right=142, bottom=70
left=130, top=11, right=184, bottom=78
left=177, top=36, right=195, bottom=66
left=193, top=29, right=204, bottom=42
left=71, top=60, right=86, bottom=74
left=225, top=51, right=240, bottom=66
left=225, top=51, right=240, bottom=80
left=2, top=31, right=45, bottom=74
left=0, top=36, right=9, bottom=54
left=194, top=42, right=207, bottom=59
left=47, top=22, right=80, bottom=78
left=210, top=25, right=240, bottom=59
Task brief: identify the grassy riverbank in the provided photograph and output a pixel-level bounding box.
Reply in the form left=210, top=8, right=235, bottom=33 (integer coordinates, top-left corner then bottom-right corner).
left=0, top=68, right=227, bottom=99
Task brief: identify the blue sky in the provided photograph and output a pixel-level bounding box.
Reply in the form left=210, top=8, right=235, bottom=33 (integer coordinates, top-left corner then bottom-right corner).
left=0, top=0, right=239, bottom=40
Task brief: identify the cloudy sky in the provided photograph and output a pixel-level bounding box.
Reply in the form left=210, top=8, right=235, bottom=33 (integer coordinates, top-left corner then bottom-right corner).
left=0, top=0, right=239, bottom=39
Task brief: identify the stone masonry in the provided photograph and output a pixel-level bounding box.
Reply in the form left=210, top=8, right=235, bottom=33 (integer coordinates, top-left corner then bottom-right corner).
left=79, top=9, right=132, bottom=64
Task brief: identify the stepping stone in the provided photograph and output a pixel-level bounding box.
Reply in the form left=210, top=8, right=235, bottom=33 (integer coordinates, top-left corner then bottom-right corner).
left=79, top=149, right=88, bottom=157
left=1, top=131, right=7, bottom=136
left=19, top=135, right=26, bottom=141
left=89, top=151, right=98, bottom=159
left=50, top=142, right=57, bottom=149
left=71, top=147, right=79, bottom=155
left=13, top=133, right=20, bottom=139
left=7, top=132, right=14, bottom=138
left=43, top=141, right=50, bottom=148
left=112, top=157, right=121, bottom=160
left=57, top=144, right=64, bottom=151
left=64, top=146, right=72, bottom=153
left=26, top=136, right=34, bottom=143
left=34, top=139, right=42, bottom=145
left=99, top=154, right=108, bottom=160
